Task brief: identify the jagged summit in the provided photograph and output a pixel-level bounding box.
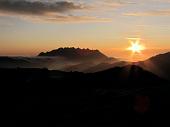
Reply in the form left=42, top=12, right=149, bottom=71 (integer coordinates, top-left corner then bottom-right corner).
left=38, top=47, right=108, bottom=60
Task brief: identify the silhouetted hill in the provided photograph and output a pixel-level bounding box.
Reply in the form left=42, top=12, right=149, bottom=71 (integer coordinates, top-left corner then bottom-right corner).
left=0, top=56, right=29, bottom=64
left=88, top=65, right=165, bottom=87
left=1, top=65, right=170, bottom=127
left=138, top=52, right=170, bottom=80
left=0, top=65, right=163, bottom=83
left=0, top=56, right=30, bottom=68
left=38, top=47, right=108, bottom=61
left=85, top=61, right=129, bottom=73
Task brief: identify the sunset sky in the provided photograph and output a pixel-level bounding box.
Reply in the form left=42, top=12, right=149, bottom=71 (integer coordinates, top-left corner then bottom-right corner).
left=0, top=0, right=170, bottom=61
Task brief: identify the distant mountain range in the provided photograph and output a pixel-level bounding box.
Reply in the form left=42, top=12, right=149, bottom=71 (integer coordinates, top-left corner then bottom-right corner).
left=1, top=47, right=170, bottom=80
left=0, top=47, right=120, bottom=70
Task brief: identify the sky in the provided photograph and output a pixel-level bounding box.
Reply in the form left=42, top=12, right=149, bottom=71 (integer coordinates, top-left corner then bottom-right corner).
left=0, top=0, right=170, bottom=61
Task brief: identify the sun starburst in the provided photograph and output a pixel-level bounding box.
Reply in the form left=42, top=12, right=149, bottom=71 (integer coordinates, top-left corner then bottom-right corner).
left=127, top=39, right=145, bottom=53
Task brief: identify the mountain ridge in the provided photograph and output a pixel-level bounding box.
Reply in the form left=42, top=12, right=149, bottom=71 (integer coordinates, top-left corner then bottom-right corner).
left=138, top=52, right=170, bottom=80
left=38, top=47, right=109, bottom=61
left=1, top=48, right=170, bottom=80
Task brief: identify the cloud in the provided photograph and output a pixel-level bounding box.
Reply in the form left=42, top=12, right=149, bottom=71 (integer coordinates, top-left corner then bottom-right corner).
left=22, top=14, right=111, bottom=23
left=0, top=0, right=85, bottom=15
left=124, top=9, right=170, bottom=16
left=0, top=0, right=110, bottom=23
left=89, top=0, right=135, bottom=10
left=0, top=0, right=132, bottom=23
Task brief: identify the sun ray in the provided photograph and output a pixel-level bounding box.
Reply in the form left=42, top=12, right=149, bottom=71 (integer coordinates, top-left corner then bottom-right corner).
left=127, top=40, right=145, bottom=53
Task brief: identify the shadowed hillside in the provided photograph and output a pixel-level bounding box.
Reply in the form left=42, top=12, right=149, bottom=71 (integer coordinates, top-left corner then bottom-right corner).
left=2, top=65, right=170, bottom=127
left=0, top=57, right=30, bottom=67
left=138, top=52, right=170, bottom=80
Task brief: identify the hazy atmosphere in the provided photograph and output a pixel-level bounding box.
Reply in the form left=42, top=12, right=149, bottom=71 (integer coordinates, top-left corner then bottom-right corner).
left=2, top=1, right=170, bottom=126
left=1, top=0, right=170, bottom=61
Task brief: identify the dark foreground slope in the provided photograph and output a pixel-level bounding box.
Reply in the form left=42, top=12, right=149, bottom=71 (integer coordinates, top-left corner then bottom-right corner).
left=1, top=65, right=170, bottom=127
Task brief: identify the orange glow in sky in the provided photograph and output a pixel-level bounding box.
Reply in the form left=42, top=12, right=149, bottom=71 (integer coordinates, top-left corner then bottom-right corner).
left=127, top=38, right=145, bottom=53
left=0, top=0, right=170, bottom=61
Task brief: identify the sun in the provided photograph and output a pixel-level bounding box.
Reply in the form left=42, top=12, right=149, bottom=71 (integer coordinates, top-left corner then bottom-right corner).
left=127, top=39, right=145, bottom=53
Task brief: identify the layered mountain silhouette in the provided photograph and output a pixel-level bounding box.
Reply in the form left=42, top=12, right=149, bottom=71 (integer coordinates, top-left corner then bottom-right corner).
left=1, top=47, right=170, bottom=80
left=0, top=47, right=119, bottom=70
left=1, top=65, right=162, bottom=83
left=2, top=65, right=170, bottom=126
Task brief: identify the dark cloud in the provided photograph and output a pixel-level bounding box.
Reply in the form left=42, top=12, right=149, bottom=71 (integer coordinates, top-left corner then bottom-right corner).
left=0, top=0, right=111, bottom=23
left=0, top=0, right=84, bottom=15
